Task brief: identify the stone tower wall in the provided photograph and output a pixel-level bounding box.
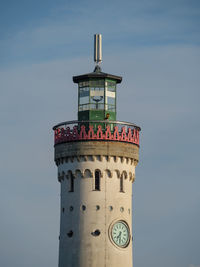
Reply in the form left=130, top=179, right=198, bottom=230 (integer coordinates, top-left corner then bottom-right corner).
left=55, top=141, right=139, bottom=267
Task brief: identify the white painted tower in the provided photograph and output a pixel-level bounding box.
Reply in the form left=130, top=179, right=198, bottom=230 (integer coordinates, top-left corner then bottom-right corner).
left=53, top=34, right=141, bottom=267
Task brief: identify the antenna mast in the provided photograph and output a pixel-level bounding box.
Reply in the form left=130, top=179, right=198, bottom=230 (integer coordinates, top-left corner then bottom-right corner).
left=94, top=34, right=102, bottom=71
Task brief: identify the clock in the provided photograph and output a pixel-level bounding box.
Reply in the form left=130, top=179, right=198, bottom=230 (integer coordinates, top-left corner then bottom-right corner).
left=111, top=221, right=130, bottom=248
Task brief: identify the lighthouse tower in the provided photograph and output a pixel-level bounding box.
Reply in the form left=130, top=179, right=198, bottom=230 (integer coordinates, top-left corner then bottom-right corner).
left=53, top=34, right=140, bottom=267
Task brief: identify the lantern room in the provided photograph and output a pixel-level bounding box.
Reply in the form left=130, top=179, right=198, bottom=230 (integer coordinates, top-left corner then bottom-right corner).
left=73, top=66, right=122, bottom=121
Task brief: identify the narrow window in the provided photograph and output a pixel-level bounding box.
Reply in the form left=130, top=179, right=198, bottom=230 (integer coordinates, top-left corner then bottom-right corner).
left=91, top=229, right=101, bottom=236
left=67, top=230, right=73, bottom=238
left=69, top=174, right=74, bottom=192
left=69, top=206, right=74, bottom=211
left=120, top=177, right=124, bottom=192
left=95, top=170, right=100, bottom=191
left=120, top=207, right=124, bottom=212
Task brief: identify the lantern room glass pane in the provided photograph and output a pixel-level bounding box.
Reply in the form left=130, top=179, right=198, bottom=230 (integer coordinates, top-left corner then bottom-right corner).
left=79, top=96, right=89, bottom=105
left=90, top=80, right=104, bottom=87
left=78, top=79, right=118, bottom=112
left=79, top=104, right=90, bottom=111
left=90, top=103, right=104, bottom=110
left=90, top=96, right=104, bottom=104
left=79, top=81, right=89, bottom=87
left=107, top=96, right=115, bottom=105
left=89, top=79, right=105, bottom=110
left=106, top=81, right=116, bottom=92
left=106, top=105, right=115, bottom=111
left=80, top=87, right=89, bottom=97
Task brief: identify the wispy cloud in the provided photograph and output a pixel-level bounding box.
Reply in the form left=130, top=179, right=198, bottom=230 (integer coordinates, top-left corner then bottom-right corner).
left=0, top=0, right=199, bottom=67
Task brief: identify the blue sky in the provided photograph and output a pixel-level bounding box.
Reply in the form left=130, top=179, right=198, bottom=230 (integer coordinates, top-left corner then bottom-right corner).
left=0, top=0, right=200, bottom=267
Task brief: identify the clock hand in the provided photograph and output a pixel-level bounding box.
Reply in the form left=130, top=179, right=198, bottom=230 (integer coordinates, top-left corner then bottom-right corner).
left=119, top=232, right=122, bottom=243
left=117, top=231, right=122, bottom=242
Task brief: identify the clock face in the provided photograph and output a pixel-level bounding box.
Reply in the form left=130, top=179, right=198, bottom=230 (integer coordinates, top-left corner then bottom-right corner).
left=111, top=221, right=130, bottom=248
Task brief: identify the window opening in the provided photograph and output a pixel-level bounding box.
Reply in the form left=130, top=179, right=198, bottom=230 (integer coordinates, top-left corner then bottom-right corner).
left=96, top=205, right=100, bottom=211
left=95, top=170, right=100, bottom=191
left=91, top=229, right=101, bottom=236
left=82, top=205, right=86, bottom=211
left=67, top=230, right=73, bottom=238
left=120, top=177, right=124, bottom=192
left=69, top=206, right=74, bottom=211
left=69, top=174, right=74, bottom=192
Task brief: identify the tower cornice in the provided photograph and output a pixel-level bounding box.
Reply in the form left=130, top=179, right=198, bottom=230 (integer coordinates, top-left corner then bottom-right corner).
left=73, top=71, right=122, bottom=84
left=54, top=141, right=139, bottom=163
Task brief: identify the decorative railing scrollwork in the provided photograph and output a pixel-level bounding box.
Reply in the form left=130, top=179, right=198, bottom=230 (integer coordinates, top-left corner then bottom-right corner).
left=53, top=120, right=140, bottom=146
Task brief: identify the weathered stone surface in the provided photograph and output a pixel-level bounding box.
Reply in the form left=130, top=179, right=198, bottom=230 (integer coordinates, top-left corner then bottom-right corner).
left=54, top=141, right=139, bottom=162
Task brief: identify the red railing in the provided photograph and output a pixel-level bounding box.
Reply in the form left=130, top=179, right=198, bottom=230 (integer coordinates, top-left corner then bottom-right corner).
left=53, top=120, right=140, bottom=146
